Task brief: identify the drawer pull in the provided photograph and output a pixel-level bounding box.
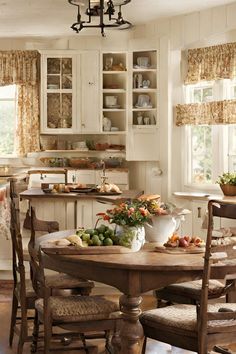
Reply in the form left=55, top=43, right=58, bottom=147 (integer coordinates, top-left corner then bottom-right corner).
left=197, top=207, right=202, bottom=218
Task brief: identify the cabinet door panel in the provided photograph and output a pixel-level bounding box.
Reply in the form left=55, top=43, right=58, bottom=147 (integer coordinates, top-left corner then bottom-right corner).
left=77, top=200, right=93, bottom=229
left=41, top=53, right=76, bottom=134
left=67, top=170, right=96, bottom=184
left=80, top=51, right=100, bottom=133
left=127, top=131, right=159, bottom=161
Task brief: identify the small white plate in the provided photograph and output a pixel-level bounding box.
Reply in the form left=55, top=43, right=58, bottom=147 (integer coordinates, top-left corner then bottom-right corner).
left=105, top=149, right=122, bottom=152
left=105, top=105, right=121, bottom=109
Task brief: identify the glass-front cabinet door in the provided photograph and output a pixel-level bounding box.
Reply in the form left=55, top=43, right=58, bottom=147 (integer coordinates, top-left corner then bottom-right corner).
left=41, top=52, right=77, bottom=134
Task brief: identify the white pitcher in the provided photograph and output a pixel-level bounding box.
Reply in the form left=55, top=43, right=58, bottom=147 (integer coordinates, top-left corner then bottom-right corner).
left=145, top=215, right=181, bottom=244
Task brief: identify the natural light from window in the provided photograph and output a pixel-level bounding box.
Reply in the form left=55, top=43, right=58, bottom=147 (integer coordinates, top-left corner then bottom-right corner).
left=185, top=80, right=236, bottom=187
left=0, top=85, right=17, bottom=156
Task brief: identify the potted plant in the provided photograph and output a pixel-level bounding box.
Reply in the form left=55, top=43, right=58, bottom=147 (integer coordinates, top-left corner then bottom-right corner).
left=216, top=172, right=236, bottom=196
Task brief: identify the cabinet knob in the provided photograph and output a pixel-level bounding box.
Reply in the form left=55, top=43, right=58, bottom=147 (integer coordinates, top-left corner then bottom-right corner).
left=89, top=81, right=95, bottom=85
left=82, top=123, right=85, bottom=128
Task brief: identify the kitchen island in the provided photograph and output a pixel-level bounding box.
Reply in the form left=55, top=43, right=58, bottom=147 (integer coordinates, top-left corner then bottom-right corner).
left=20, top=188, right=143, bottom=230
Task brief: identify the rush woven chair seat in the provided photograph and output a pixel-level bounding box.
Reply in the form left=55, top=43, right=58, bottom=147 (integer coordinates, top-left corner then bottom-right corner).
left=140, top=199, right=236, bottom=354
left=155, top=279, right=226, bottom=305
left=31, top=248, right=121, bottom=354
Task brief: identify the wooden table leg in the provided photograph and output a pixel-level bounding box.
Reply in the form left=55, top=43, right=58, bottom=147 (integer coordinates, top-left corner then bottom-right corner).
left=118, top=294, right=144, bottom=354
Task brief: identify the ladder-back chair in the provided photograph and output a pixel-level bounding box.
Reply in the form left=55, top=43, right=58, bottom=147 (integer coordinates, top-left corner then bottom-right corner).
left=155, top=203, right=236, bottom=306
left=140, top=199, right=236, bottom=354
left=31, top=247, right=121, bottom=354
left=8, top=176, right=94, bottom=353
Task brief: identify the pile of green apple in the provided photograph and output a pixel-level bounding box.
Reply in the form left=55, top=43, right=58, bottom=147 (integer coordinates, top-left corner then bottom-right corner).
left=76, top=225, right=119, bottom=247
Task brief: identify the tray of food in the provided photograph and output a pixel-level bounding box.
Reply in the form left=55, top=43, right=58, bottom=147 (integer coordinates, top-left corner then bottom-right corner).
left=41, top=226, right=136, bottom=254
left=155, top=234, right=205, bottom=254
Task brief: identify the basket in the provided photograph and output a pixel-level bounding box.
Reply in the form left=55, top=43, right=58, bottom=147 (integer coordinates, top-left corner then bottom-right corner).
left=220, top=184, right=236, bottom=196
left=69, top=158, right=91, bottom=169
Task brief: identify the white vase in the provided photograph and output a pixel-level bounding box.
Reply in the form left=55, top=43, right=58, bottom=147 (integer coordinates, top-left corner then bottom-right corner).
left=144, top=215, right=180, bottom=244
left=115, top=225, right=145, bottom=252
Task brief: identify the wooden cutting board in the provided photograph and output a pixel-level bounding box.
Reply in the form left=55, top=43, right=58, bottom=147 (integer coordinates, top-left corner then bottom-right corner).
left=155, top=245, right=205, bottom=254
left=41, top=243, right=135, bottom=255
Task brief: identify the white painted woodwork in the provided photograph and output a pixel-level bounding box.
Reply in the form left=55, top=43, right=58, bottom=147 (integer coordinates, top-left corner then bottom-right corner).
left=80, top=51, right=100, bottom=133
left=76, top=200, right=94, bottom=229
left=40, top=50, right=100, bottom=134
left=183, top=13, right=200, bottom=46
left=40, top=51, right=77, bottom=134
left=67, top=170, right=96, bottom=184
left=101, top=51, right=128, bottom=136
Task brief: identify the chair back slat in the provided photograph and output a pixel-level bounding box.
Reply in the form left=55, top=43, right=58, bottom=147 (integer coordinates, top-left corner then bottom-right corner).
left=197, top=199, right=236, bottom=352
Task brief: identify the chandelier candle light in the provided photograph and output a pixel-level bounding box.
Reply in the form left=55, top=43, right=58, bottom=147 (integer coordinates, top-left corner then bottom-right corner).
left=68, top=0, right=132, bottom=36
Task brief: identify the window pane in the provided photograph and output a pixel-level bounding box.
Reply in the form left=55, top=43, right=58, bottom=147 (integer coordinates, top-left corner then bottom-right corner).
left=0, top=85, right=16, bottom=99
left=193, top=89, right=202, bottom=103
left=202, top=88, right=213, bottom=102
left=0, top=101, right=15, bottom=154
left=191, top=126, right=212, bottom=184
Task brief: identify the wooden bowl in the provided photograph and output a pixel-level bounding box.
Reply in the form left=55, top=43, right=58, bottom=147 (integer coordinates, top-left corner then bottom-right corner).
left=220, top=184, right=236, bottom=196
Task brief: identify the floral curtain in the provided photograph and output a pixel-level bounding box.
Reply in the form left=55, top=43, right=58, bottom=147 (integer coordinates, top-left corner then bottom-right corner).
left=185, top=42, right=236, bottom=84
left=176, top=99, right=236, bottom=126
left=16, top=85, right=40, bottom=155
left=0, top=50, right=40, bottom=155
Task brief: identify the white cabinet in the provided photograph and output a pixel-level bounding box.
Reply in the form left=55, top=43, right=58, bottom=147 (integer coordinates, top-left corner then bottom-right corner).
left=67, top=170, right=96, bottom=184
left=76, top=200, right=93, bottom=229
left=95, top=170, right=129, bottom=190
left=80, top=51, right=100, bottom=133
left=102, top=52, right=128, bottom=134
left=40, top=51, right=77, bottom=134
left=40, top=50, right=100, bottom=134
left=127, top=48, right=159, bottom=161
left=191, top=201, right=208, bottom=240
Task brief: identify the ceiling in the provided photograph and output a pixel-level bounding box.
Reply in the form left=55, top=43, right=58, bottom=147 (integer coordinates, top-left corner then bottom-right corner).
left=0, top=0, right=234, bottom=38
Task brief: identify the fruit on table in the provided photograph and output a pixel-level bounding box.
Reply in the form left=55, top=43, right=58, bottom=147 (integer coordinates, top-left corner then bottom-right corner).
left=164, top=233, right=205, bottom=248
left=73, top=225, right=116, bottom=247
left=64, top=224, right=139, bottom=248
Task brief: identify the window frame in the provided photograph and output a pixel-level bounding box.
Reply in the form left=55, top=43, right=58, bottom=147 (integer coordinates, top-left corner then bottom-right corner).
left=183, top=80, right=236, bottom=190
left=0, top=85, right=17, bottom=157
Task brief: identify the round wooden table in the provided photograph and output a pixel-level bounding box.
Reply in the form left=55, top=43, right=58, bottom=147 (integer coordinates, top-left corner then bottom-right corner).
left=39, top=230, right=232, bottom=354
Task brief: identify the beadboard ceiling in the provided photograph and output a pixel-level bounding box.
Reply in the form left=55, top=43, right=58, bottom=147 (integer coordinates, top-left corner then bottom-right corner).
left=0, top=0, right=234, bottom=38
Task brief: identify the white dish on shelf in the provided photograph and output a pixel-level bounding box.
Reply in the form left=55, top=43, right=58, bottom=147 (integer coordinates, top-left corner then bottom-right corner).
left=105, top=105, right=121, bottom=109
left=105, top=149, right=123, bottom=152
left=133, top=65, right=150, bottom=69
left=134, top=105, right=153, bottom=109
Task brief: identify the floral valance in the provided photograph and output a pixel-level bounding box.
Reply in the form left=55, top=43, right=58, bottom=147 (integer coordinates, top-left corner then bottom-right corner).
left=0, top=50, right=39, bottom=86
left=185, top=42, right=236, bottom=84
left=176, top=99, right=236, bottom=126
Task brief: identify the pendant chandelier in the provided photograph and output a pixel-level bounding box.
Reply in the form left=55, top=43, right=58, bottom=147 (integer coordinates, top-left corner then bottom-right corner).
left=68, top=0, right=132, bottom=37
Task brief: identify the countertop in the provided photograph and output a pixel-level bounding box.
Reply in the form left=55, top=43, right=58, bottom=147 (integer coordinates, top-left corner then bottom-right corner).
left=173, top=191, right=235, bottom=202
left=20, top=188, right=143, bottom=203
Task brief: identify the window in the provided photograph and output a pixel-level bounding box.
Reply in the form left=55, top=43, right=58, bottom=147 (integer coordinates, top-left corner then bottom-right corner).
left=185, top=80, right=236, bottom=187
left=0, top=85, right=17, bottom=156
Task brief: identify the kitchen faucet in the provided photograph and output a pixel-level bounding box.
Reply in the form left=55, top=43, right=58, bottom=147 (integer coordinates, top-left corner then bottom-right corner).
left=100, top=160, right=108, bottom=187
